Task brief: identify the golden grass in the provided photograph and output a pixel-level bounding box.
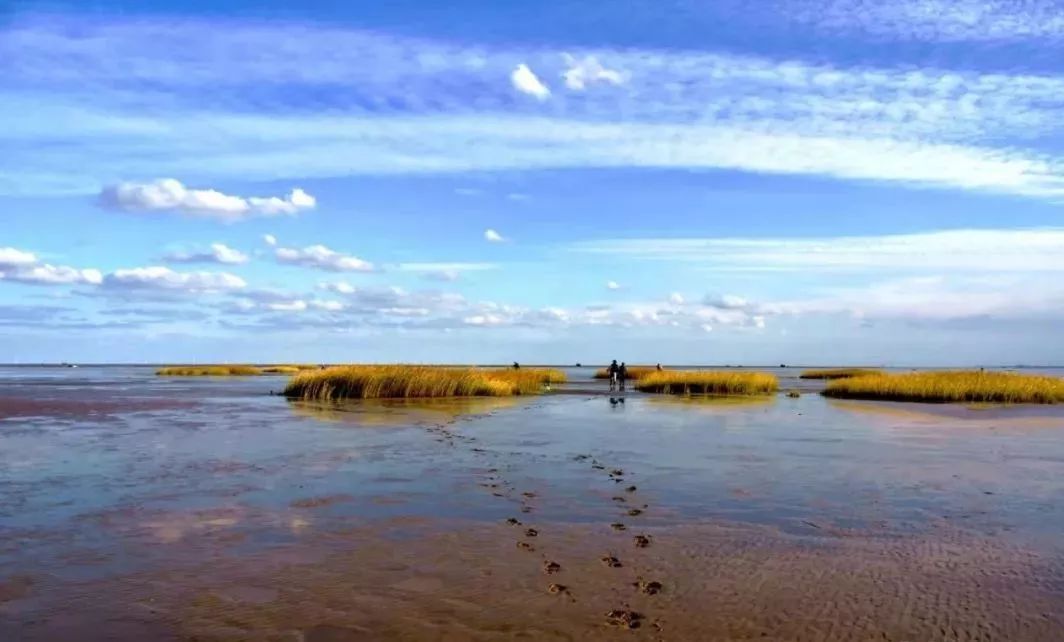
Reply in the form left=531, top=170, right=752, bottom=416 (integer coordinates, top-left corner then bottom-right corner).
left=800, top=368, right=885, bottom=380
left=635, top=370, right=778, bottom=396
left=260, top=365, right=319, bottom=374
left=823, top=370, right=1064, bottom=404
left=156, top=365, right=263, bottom=376
left=593, top=366, right=661, bottom=380
left=283, top=366, right=565, bottom=401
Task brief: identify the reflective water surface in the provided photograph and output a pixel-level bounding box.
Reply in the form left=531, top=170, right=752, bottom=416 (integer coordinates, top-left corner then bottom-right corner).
left=2, top=366, right=1063, bottom=640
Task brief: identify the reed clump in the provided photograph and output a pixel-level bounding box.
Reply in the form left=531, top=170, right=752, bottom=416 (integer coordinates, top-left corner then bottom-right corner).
left=635, top=370, right=778, bottom=396
left=800, top=368, right=884, bottom=380
left=593, top=366, right=661, bottom=380
left=260, top=365, right=319, bottom=374
left=283, top=366, right=564, bottom=401
left=823, top=370, right=1064, bottom=404
left=156, top=365, right=263, bottom=376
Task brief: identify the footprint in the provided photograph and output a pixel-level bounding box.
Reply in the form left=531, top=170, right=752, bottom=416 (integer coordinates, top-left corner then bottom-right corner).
left=612, top=496, right=627, bottom=503
left=625, top=485, right=637, bottom=493
left=605, top=608, right=643, bottom=629
left=517, top=542, right=535, bottom=552
left=632, top=580, right=663, bottom=595
left=600, top=554, right=623, bottom=568
left=525, top=528, right=538, bottom=537
left=633, top=534, right=651, bottom=548
left=627, top=508, right=643, bottom=517
left=542, top=560, right=561, bottom=574
left=610, top=522, right=627, bottom=531
left=506, top=518, right=522, bottom=526
left=548, top=582, right=568, bottom=594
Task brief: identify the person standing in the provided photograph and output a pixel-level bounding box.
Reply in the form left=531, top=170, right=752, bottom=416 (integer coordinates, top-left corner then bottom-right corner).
left=619, top=362, right=629, bottom=391
left=607, top=359, right=619, bottom=392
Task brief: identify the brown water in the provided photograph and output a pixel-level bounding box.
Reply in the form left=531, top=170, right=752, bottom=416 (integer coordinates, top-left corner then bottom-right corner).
left=2, top=366, right=1063, bottom=640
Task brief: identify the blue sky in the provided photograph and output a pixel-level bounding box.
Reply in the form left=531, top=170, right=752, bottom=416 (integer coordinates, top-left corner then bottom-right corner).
left=3, top=0, right=1064, bottom=365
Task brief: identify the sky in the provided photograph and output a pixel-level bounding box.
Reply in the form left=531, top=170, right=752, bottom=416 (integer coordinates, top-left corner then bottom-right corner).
left=3, top=0, right=1064, bottom=365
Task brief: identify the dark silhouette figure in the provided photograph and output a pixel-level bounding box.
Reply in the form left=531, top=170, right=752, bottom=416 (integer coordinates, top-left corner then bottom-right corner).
left=619, top=362, right=628, bottom=391
left=607, top=360, right=620, bottom=392
left=513, top=362, right=520, bottom=370
left=656, top=363, right=663, bottom=371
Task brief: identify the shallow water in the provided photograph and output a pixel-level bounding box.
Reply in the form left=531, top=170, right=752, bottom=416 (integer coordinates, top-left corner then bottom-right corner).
left=2, top=366, right=1064, bottom=640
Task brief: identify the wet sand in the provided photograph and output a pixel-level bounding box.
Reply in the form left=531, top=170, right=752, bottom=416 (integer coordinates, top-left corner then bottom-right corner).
left=2, top=366, right=1064, bottom=640
left=5, top=517, right=1063, bottom=641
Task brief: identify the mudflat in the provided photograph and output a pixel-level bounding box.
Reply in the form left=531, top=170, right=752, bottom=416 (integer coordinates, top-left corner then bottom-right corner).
left=2, top=366, right=1063, bottom=640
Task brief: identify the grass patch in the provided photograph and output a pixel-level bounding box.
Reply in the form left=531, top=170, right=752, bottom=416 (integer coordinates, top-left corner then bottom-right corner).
left=800, top=368, right=885, bottom=380
left=593, top=366, right=661, bottom=380
left=822, top=370, right=1064, bottom=404
left=259, top=365, right=319, bottom=374
left=635, top=370, right=778, bottom=396
left=283, top=366, right=565, bottom=401
left=156, top=365, right=264, bottom=376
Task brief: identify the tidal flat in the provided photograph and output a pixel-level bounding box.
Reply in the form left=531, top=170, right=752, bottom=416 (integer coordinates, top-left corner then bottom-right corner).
left=2, top=366, right=1064, bottom=640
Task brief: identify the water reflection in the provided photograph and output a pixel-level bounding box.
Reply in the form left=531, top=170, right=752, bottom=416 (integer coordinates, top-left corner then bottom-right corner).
left=645, top=394, right=777, bottom=414
left=288, top=396, right=525, bottom=426
left=828, top=398, right=1064, bottom=427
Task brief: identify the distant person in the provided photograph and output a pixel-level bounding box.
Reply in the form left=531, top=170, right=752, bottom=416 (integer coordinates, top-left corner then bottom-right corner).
left=607, top=359, right=619, bottom=392
left=656, top=363, right=663, bottom=371
left=619, top=362, right=628, bottom=391
left=513, top=362, right=520, bottom=370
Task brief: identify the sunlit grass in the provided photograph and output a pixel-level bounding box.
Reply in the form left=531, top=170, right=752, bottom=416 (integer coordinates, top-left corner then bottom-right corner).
left=800, top=368, right=885, bottom=380
left=593, top=366, right=661, bottom=380
left=635, top=370, right=778, bottom=396
left=283, top=365, right=565, bottom=400
left=260, top=365, right=319, bottom=374
left=822, top=370, right=1064, bottom=404
left=156, top=365, right=263, bottom=376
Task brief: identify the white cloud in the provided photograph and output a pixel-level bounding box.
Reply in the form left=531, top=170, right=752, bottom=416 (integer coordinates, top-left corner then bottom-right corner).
left=562, top=54, right=626, bottom=90
left=422, top=269, right=459, bottom=282
left=793, top=0, right=1064, bottom=42
left=0, top=248, right=37, bottom=267
left=266, top=300, right=307, bottom=312
left=573, top=229, right=1064, bottom=272
left=484, top=229, right=505, bottom=243
left=103, top=267, right=247, bottom=292
left=464, top=314, right=507, bottom=326
left=704, top=294, right=751, bottom=310
left=0, top=247, right=103, bottom=285
left=394, top=262, right=497, bottom=282
left=165, top=243, right=249, bottom=265
left=274, top=244, right=374, bottom=272
left=10, top=18, right=1064, bottom=202
left=606, top=280, right=620, bottom=290
left=319, top=281, right=357, bottom=294
left=310, top=299, right=345, bottom=312
left=511, top=64, right=551, bottom=100
left=5, top=264, right=103, bottom=286
left=98, top=179, right=316, bottom=221
left=668, top=292, right=686, bottom=305
left=263, top=234, right=277, bottom=246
